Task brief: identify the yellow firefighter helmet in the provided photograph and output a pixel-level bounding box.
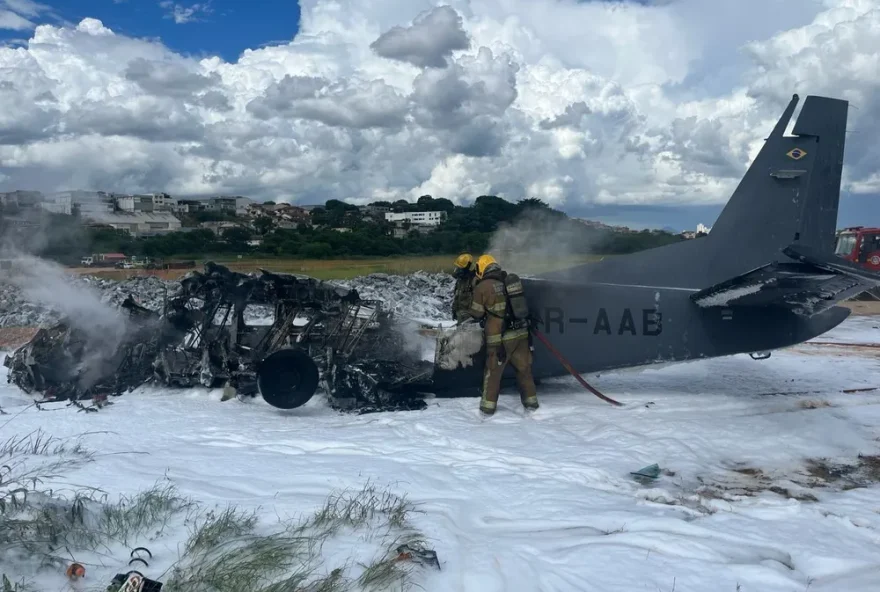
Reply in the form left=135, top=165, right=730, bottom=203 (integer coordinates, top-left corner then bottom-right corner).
left=453, top=253, right=474, bottom=270
left=475, top=254, right=498, bottom=278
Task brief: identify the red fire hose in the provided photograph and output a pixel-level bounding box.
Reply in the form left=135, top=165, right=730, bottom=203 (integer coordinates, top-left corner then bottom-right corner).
left=531, top=328, right=623, bottom=407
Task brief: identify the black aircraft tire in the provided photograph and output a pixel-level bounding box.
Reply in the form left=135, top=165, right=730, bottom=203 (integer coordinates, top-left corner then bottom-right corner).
left=257, top=348, right=320, bottom=410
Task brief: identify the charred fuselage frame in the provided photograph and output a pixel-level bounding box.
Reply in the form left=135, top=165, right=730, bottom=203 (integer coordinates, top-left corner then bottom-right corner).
left=4, top=263, right=434, bottom=413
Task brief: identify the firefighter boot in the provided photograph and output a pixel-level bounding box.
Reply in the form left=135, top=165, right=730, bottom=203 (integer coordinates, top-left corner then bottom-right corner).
left=480, top=347, right=505, bottom=416
left=509, top=339, right=538, bottom=411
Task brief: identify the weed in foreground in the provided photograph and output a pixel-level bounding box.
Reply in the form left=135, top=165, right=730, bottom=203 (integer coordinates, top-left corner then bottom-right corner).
left=1, top=431, right=437, bottom=591
left=163, top=481, right=435, bottom=592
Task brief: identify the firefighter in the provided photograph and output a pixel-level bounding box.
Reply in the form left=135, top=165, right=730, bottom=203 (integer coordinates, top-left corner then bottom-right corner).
left=467, top=254, right=539, bottom=416
left=451, top=253, right=477, bottom=322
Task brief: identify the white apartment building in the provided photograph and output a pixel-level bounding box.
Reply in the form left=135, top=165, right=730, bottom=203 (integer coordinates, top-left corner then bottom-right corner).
left=45, top=190, right=115, bottom=216
left=697, top=223, right=712, bottom=234
left=384, top=211, right=446, bottom=226
left=82, top=211, right=182, bottom=237
left=117, top=194, right=178, bottom=212
left=236, top=197, right=252, bottom=216
left=38, top=193, right=72, bottom=215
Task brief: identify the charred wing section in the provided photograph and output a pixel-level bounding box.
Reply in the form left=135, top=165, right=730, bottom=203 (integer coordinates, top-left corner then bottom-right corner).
left=4, top=262, right=435, bottom=413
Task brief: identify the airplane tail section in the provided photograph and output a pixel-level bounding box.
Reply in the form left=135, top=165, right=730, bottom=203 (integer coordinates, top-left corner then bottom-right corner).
left=690, top=94, right=858, bottom=317
left=536, top=93, right=850, bottom=291
left=705, top=93, right=849, bottom=268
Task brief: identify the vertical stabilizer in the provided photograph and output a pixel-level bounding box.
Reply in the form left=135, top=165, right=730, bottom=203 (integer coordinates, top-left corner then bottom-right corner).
left=537, top=93, right=850, bottom=289
left=705, top=94, right=849, bottom=269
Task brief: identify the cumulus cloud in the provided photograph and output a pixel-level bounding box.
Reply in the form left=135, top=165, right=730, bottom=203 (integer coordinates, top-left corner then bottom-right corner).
left=159, top=1, right=212, bottom=25
left=370, top=5, right=470, bottom=68
left=0, top=0, right=877, bottom=209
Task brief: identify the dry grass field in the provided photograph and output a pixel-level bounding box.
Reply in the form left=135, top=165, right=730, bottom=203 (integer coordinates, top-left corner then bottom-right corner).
left=67, top=254, right=609, bottom=281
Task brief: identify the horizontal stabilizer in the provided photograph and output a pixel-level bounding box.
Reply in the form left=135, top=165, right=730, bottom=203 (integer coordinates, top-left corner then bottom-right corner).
left=690, top=246, right=880, bottom=317
left=782, top=245, right=880, bottom=283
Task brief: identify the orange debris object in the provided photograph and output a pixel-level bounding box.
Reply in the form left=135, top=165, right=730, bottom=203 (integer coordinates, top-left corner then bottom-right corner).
left=66, top=562, right=86, bottom=579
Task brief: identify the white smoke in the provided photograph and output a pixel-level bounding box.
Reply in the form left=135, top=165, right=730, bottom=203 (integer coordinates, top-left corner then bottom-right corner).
left=486, top=208, right=603, bottom=277
left=392, top=317, right=447, bottom=362
left=0, top=246, right=132, bottom=390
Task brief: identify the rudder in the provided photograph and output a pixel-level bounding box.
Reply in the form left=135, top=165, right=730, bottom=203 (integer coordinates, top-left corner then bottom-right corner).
left=789, top=96, right=848, bottom=255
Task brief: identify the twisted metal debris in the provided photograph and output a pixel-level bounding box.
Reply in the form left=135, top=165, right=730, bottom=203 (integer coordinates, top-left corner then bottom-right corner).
left=3, top=262, right=434, bottom=413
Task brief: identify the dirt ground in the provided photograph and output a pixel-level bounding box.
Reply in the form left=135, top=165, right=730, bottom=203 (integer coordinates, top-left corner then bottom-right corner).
left=842, top=300, right=880, bottom=316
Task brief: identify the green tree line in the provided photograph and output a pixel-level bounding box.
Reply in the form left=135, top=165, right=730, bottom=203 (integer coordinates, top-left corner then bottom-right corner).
left=0, top=195, right=686, bottom=264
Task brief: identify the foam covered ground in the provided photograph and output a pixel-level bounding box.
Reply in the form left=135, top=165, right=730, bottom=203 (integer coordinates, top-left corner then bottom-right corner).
left=2, top=317, right=880, bottom=591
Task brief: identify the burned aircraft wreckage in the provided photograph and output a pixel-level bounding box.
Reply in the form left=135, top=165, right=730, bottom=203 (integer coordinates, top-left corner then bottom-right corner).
left=3, top=263, right=444, bottom=413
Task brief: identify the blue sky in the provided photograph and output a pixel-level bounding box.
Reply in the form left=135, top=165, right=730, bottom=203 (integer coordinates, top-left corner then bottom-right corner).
left=565, top=194, right=880, bottom=233
left=0, top=0, right=876, bottom=232
left=0, top=0, right=302, bottom=61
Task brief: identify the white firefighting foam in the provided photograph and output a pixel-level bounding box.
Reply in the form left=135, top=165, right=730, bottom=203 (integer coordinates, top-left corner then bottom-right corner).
left=3, top=316, right=880, bottom=590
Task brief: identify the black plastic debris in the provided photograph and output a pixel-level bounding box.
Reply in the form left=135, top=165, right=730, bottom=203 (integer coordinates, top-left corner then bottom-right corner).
left=630, top=463, right=662, bottom=484
left=396, top=544, right=441, bottom=570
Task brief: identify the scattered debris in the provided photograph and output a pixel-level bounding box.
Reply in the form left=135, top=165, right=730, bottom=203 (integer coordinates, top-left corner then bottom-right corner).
left=802, top=454, right=880, bottom=489
left=396, top=543, right=441, bottom=570
left=106, top=570, right=163, bottom=592
left=0, top=327, right=39, bottom=350
left=65, top=562, right=86, bottom=580
left=799, top=399, right=832, bottom=409
left=0, top=267, right=455, bottom=329
left=3, top=262, right=446, bottom=413
left=630, top=463, right=662, bottom=480
left=651, top=454, right=880, bottom=515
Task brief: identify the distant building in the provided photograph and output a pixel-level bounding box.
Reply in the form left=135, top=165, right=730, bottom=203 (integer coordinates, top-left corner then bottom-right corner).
left=199, top=220, right=245, bottom=235
left=276, top=204, right=310, bottom=223
left=176, top=199, right=204, bottom=213
left=249, top=203, right=310, bottom=225
left=246, top=203, right=268, bottom=217
left=235, top=197, right=252, bottom=216
left=0, top=190, right=43, bottom=207
left=384, top=211, right=446, bottom=227
left=361, top=204, right=391, bottom=219
left=207, top=197, right=237, bottom=213
left=82, top=211, right=182, bottom=237
left=126, top=193, right=176, bottom=211
left=46, top=190, right=114, bottom=216
left=38, top=193, right=72, bottom=215
left=116, top=194, right=159, bottom=213
left=697, top=223, right=711, bottom=234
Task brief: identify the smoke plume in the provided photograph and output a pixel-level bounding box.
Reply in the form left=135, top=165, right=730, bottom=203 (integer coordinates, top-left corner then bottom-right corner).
left=0, top=245, right=133, bottom=390
left=485, top=208, right=603, bottom=277
left=393, top=317, right=440, bottom=363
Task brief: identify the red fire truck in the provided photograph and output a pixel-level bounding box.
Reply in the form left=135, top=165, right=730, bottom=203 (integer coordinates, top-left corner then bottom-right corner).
left=835, top=227, right=880, bottom=299
left=835, top=227, right=880, bottom=270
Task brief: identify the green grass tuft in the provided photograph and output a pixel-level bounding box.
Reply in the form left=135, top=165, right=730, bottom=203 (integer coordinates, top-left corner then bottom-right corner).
left=2, top=430, right=438, bottom=592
